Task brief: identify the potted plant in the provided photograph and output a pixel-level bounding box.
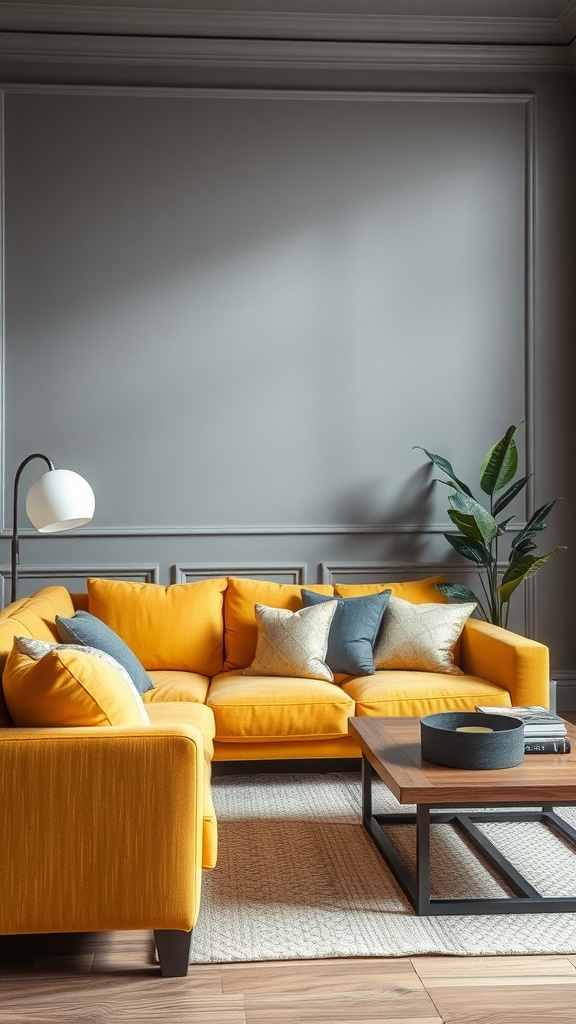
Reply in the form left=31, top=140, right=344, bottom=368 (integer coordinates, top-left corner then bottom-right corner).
left=416, top=423, right=564, bottom=628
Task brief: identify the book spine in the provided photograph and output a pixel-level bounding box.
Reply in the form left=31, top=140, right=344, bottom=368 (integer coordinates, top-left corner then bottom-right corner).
left=524, top=737, right=571, bottom=754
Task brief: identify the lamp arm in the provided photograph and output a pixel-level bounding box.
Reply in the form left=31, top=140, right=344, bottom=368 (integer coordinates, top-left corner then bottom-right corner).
left=11, top=453, right=55, bottom=604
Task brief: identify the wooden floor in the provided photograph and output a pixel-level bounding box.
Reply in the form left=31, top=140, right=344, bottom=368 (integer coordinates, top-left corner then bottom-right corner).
left=2, top=931, right=576, bottom=1023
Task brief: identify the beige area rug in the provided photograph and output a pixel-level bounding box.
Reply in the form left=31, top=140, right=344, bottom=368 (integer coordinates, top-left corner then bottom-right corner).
left=191, top=771, right=576, bottom=963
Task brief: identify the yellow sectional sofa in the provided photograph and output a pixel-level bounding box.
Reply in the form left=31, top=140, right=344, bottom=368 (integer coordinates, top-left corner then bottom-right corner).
left=0, top=574, right=550, bottom=975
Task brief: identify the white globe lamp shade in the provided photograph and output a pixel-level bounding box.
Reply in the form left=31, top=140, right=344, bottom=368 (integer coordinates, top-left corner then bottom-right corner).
left=25, top=469, right=96, bottom=533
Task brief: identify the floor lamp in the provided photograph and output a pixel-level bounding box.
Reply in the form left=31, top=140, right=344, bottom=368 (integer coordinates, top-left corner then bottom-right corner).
left=11, top=453, right=96, bottom=603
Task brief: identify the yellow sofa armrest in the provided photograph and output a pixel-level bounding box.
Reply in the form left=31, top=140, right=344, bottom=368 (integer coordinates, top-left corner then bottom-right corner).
left=0, top=723, right=206, bottom=937
left=459, top=618, right=550, bottom=708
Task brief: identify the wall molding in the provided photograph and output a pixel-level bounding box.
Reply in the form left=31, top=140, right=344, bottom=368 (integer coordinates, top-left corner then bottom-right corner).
left=0, top=34, right=571, bottom=74
left=0, top=520, right=530, bottom=539
left=0, top=6, right=569, bottom=46
left=0, top=563, right=160, bottom=606
left=173, top=563, right=307, bottom=585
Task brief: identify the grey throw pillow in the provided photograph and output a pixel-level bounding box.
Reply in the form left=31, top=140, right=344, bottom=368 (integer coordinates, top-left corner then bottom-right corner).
left=301, top=589, right=391, bottom=676
left=56, top=610, right=154, bottom=695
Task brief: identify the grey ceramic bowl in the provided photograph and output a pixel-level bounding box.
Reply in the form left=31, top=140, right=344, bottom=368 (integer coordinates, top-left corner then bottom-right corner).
left=420, top=711, right=524, bottom=770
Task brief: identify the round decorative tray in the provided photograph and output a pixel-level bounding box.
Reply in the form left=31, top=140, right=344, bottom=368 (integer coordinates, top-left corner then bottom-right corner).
left=420, top=711, right=524, bottom=770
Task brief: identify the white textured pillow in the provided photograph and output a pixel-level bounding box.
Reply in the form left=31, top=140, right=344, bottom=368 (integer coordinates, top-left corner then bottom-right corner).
left=373, top=597, right=476, bottom=675
left=14, top=636, right=150, bottom=723
left=244, top=601, right=338, bottom=682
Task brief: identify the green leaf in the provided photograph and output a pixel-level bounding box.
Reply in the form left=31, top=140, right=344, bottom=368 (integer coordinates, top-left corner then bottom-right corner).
left=498, top=547, right=565, bottom=603
left=479, top=425, right=519, bottom=496
left=509, top=539, right=537, bottom=561
left=413, top=447, right=473, bottom=497
left=511, top=499, right=559, bottom=552
left=436, top=583, right=481, bottom=605
left=496, top=515, right=515, bottom=535
left=492, top=475, right=531, bottom=517
left=448, top=491, right=500, bottom=545
left=443, top=533, right=492, bottom=565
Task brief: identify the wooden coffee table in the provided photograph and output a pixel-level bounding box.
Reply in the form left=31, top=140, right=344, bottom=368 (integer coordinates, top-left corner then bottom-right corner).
left=348, top=715, right=576, bottom=916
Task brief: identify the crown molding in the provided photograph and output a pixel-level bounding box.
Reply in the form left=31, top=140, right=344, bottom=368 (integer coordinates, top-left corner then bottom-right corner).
left=559, top=0, right=576, bottom=41
left=0, top=5, right=568, bottom=45
left=0, top=33, right=571, bottom=72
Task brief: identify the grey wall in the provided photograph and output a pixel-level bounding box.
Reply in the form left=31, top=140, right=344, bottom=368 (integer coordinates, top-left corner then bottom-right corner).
left=0, top=72, right=574, bottom=702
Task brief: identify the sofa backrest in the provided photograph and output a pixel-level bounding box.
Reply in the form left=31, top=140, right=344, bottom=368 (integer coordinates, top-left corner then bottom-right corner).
left=0, top=586, right=78, bottom=726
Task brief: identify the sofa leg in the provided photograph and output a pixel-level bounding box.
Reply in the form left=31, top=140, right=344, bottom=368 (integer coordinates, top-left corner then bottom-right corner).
left=154, top=928, right=193, bottom=977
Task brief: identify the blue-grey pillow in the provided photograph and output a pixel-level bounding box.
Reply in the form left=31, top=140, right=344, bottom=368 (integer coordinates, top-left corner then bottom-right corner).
left=301, top=589, right=391, bottom=676
left=55, top=610, right=154, bottom=696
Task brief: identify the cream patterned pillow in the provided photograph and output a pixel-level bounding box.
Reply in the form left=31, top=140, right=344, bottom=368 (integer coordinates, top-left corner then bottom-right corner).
left=244, top=600, right=338, bottom=682
left=373, top=597, right=476, bottom=675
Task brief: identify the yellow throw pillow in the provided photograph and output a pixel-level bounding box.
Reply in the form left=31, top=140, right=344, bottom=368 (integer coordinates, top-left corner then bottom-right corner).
left=334, top=576, right=447, bottom=604
left=224, top=577, right=334, bottom=670
left=244, top=601, right=338, bottom=682
left=3, top=637, right=150, bottom=727
left=87, top=576, right=227, bottom=675
left=373, top=596, right=476, bottom=675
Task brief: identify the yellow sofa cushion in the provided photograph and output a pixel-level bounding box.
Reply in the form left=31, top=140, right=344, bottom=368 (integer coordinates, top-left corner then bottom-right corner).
left=207, top=670, right=354, bottom=741
left=342, top=670, right=513, bottom=718
left=147, top=700, right=216, bottom=760
left=145, top=670, right=210, bottom=705
left=87, top=577, right=227, bottom=675
left=223, top=577, right=334, bottom=671
left=3, top=640, right=150, bottom=728
left=334, top=576, right=448, bottom=603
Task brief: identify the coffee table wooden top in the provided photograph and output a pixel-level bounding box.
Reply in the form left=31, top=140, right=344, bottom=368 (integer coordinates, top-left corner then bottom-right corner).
left=348, top=716, right=576, bottom=805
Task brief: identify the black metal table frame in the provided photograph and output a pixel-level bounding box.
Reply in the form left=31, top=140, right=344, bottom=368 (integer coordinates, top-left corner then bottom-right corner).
left=362, top=757, right=576, bottom=916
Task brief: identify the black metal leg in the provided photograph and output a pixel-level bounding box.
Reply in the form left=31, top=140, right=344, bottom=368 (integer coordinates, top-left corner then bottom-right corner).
left=363, top=803, right=576, bottom=915
left=361, top=755, right=373, bottom=825
left=416, top=805, right=431, bottom=914
left=154, top=928, right=193, bottom=977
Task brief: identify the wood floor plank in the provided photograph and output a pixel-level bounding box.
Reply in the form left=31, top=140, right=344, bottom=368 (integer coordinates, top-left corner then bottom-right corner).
left=412, top=955, right=576, bottom=979
left=222, top=959, right=418, bottom=994
left=245, top=987, right=441, bottom=1023
left=427, top=981, right=576, bottom=1023
left=424, top=975, right=576, bottom=989
left=0, top=981, right=246, bottom=1024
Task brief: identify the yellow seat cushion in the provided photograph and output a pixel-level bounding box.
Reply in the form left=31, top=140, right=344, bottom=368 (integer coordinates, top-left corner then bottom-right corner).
left=87, top=577, right=227, bottom=675
left=207, top=670, right=354, bottom=741
left=145, top=670, right=210, bottom=705
left=334, top=576, right=447, bottom=603
left=3, top=642, right=150, bottom=728
left=147, top=700, right=216, bottom=759
left=223, top=578, right=334, bottom=670
left=343, top=670, right=513, bottom=718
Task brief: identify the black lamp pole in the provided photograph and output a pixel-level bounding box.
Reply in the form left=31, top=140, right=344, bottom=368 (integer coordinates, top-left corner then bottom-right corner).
left=11, top=453, right=55, bottom=603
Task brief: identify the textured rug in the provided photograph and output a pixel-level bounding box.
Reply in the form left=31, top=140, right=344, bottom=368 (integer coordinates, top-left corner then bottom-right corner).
left=191, top=771, right=576, bottom=963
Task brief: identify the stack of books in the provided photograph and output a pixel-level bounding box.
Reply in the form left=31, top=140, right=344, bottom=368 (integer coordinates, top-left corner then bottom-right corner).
left=475, top=705, right=571, bottom=754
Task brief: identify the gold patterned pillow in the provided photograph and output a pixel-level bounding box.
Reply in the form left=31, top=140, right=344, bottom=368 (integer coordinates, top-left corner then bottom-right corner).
left=373, top=597, right=476, bottom=675
left=244, top=600, right=338, bottom=682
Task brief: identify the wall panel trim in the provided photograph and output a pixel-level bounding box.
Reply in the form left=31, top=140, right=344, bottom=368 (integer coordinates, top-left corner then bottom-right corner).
left=0, top=563, right=160, bottom=605
left=173, top=563, right=307, bottom=584
left=0, top=34, right=570, bottom=72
